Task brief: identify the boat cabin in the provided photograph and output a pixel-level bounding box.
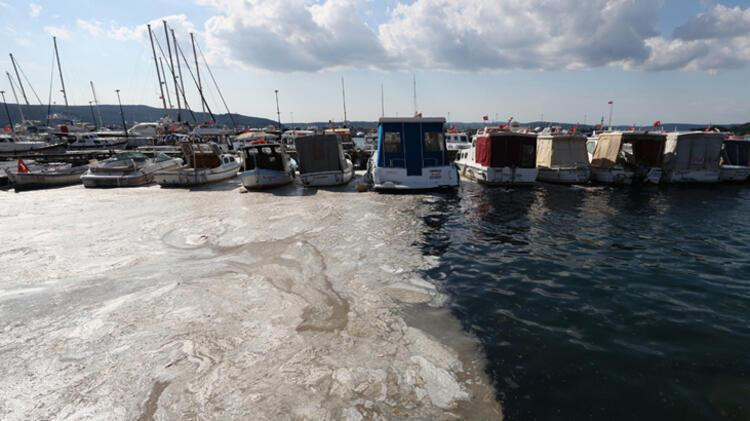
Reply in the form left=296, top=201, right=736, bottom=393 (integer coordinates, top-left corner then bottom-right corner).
left=662, top=132, right=723, bottom=182
left=473, top=130, right=537, bottom=169
left=377, top=117, right=449, bottom=176
left=723, top=138, right=750, bottom=166
left=294, top=135, right=346, bottom=174
left=591, top=132, right=666, bottom=170
left=241, top=144, right=287, bottom=172
left=536, top=135, right=589, bottom=169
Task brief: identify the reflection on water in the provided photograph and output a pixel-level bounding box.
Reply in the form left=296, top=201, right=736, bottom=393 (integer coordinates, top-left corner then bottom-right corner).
left=417, top=183, right=750, bottom=421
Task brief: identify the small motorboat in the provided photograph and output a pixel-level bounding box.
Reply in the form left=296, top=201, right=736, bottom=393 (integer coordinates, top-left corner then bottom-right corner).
left=154, top=142, right=240, bottom=187
left=238, top=143, right=296, bottom=189
left=661, top=132, right=723, bottom=183
left=4, top=159, right=88, bottom=191
left=536, top=134, right=591, bottom=184
left=590, top=132, right=665, bottom=185
left=66, top=132, right=128, bottom=150
left=0, top=134, right=63, bottom=154
left=455, top=127, right=538, bottom=185
left=294, top=134, right=354, bottom=187
left=719, top=136, right=750, bottom=182
left=369, top=117, right=459, bottom=190
left=81, top=151, right=182, bottom=188
left=445, top=131, right=472, bottom=151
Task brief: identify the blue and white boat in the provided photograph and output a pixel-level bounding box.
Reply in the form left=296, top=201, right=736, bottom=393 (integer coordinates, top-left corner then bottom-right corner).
left=370, top=117, right=458, bottom=190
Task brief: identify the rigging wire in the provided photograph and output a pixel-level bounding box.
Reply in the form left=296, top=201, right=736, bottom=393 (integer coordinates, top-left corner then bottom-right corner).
left=195, top=42, right=236, bottom=128
left=174, top=40, right=215, bottom=122
left=152, top=33, right=196, bottom=122
left=17, top=59, right=44, bottom=106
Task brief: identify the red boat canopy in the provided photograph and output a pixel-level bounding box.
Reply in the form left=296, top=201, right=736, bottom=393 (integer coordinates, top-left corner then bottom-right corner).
left=475, top=133, right=537, bottom=168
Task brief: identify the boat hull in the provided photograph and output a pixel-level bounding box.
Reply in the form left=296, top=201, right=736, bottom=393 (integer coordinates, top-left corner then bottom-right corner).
left=239, top=169, right=294, bottom=190
left=82, top=159, right=181, bottom=188
left=719, top=165, right=750, bottom=182
left=591, top=167, right=662, bottom=185
left=6, top=168, right=87, bottom=191
left=154, top=162, right=240, bottom=187
left=299, top=161, right=354, bottom=187
left=372, top=165, right=459, bottom=190
left=537, top=166, right=590, bottom=184
left=457, top=162, right=537, bottom=185
left=661, top=170, right=720, bottom=184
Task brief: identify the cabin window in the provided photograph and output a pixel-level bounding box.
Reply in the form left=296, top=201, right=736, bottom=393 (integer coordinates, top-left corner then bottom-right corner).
left=423, top=132, right=444, bottom=152
left=384, top=132, right=401, bottom=153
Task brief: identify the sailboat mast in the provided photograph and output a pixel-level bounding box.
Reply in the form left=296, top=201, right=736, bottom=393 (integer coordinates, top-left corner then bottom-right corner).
left=163, top=21, right=182, bottom=119
left=9, top=54, right=30, bottom=106
left=380, top=83, right=384, bottom=118
left=190, top=33, right=204, bottom=113
left=6, top=72, right=25, bottom=122
left=171, top=29, right=187, bottom=108
left=159, top=57, right=173, bottom=109
left=89, top=81, right=103, bottom=127
left=52, top=36, right=69, bottom=107
left=412, top=73, right=417, bottom=115
left=147, top=24, right=167, bottom=111
left=341, top=77, right=347, bottom=125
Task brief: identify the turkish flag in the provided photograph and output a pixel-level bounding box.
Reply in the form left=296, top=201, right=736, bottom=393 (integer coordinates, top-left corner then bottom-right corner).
left=18, top=159, right=30, bottom=174
left=653, top=120, right=662, bottom=128
left=482, top=115, right=488, bottom=121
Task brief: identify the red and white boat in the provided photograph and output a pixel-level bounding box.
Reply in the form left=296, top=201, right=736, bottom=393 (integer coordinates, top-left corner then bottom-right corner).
left=455, top=126, right=538, bottom=185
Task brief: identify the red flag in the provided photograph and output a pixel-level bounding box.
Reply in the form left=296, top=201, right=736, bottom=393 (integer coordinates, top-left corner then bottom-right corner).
left=482, top=115, right=489, bottom=121
left=653, top=120, right=662, bottom=128
left=608, top=101, right=613, bottom=105
left=571, top=127, right=578, bottom=134
left=18, top=159, right=29, bottom=174
left=3, top=125, right=11, bottom=132
left=414, top=112, right=422, bottom=118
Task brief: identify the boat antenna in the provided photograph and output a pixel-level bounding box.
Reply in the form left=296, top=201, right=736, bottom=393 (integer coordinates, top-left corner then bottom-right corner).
left=163, top=20, right=181, bottom=121
left=9, top=54, right=29, bottom=107
left=147, top=24, right=168, bottom=112
left=6, top=72, right=25, bottom=122
left=90, top=81, right=103, bottom=127
left=53, top=36, right=69, bottom=107
left=0, top=90, right=13, bottom=132
left=274, top=89, right=281, bottom=130
left=196, top=41, right=236, bottom=128
left=380, top=83, right=384, bottom=118
left=190, top=33, right=204, bottom=113
left=115, top=89, right=128, bottom=138
left=159, top=57, right=173, bottom=109
left=341, top=77, right=348, bottom=126
left=171, top=29, right=189, bottom=118
left=412, top=72, right=417, bottom=115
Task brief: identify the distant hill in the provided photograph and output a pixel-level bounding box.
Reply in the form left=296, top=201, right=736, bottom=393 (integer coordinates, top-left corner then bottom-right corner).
left=0, top=103, right=276, bottom=129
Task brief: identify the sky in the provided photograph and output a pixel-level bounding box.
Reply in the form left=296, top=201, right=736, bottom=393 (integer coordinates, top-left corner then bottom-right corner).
left=1, top=0, right=749, bottom=125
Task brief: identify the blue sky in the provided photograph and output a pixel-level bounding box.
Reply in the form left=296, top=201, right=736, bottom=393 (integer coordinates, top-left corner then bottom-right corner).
left=1, top=0, right=749, bottom=124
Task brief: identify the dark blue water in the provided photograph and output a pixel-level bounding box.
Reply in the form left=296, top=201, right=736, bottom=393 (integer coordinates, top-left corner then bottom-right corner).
left=416, top=183, right=750, bottom=421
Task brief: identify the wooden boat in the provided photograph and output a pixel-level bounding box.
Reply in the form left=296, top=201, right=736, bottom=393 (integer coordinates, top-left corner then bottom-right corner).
left=536, top=134, right=590, bottom=184
left=590, top=132, right=665, bottom=185
left=238, top=143, right=295, bottom=189
left=456, top=127, right=537, bottom=185
left=661, top=132, right=723, bottom=183
left=154, top=142, right=240, bottom=187
left=81, top=151, right=182, bottom=188
left=4, top=159, right=88, bottom=191
left=294, top=134, right=354, bottom=187
left=370, top=117, right=458, bottom=190
left=719, top=137, right=750, bottom=182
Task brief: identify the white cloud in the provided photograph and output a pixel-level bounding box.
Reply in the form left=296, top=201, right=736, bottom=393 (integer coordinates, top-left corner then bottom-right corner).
left=29, top=3, right=41, bottom=17
left=76, top=19, right=105, bottom=37
left=44, top=25, right=71, bottom=39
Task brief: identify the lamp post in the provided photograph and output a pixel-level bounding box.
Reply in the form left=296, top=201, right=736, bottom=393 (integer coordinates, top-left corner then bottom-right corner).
left=0, top=90, right=13, bottom=133
left=115, top=89, right=129, bottom=138
left=274, top=90, right=281, bottom=130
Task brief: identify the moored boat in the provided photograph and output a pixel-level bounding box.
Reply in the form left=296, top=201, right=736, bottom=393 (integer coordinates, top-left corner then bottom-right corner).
left=153, top=142, right=240, bottom=187
left=455, top=127, right=537, bottom=185
left=294, top=134, right=354, bottom=187
left=238, top=143, right=295, bottom=189
left=661, top=132, right=723, bottom=183
left=81, top=151, right=182, bottom=188
left=590, top=132, right=665, bottom=185
left=65, top=132, right=128, bottom=150
left=370, top=117, right=458, bottom=190
left=5, top=159, right=88, bottom=191
left=719, top=136, right=750, bottom=182
left=536, top=134, right=591, bottom=184
left=0, top=134, right=62, bottom=154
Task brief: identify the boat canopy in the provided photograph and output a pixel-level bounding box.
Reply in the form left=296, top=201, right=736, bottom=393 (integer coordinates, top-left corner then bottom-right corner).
left=294, top=135, right=344, bottom=174
left=377, top=117, right=448, bottom=176
left=723, top=139, right=750, bottom=166
left=663, top=132, right=723, bottom=172
left=591, top=132, right=665, bottom=169
left=536, top=135, right=588, bottom=168
left=476, top=132, right=537, bottom=168
left=181, top=142, right=223, bottom=169
left=242, top=144, right=285, bottom=171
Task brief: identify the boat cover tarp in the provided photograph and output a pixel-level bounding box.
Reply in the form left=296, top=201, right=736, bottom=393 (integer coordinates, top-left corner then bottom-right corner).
left=536, top=135, right=589, bottom=168
left=476, top=133, right=537, bottom=168
left=294, top=135, right=343, bottom=173
left=722, top=140, right=750, bottom=166
left=591, top=133, right=665, bottom=169
left=663, top=132, right=723, bottom=172
left=243, top=145, right=285, bottom=171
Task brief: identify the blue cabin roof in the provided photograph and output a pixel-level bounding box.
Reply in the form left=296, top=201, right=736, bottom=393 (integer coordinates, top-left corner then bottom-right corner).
left=377, top=117, right=449, bottom=175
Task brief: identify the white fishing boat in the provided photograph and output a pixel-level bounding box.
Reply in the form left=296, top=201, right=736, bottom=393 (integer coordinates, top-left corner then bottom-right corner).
left=720, top=137, right=750, bottom=182
left=455, top=127, right=538, bottom=185
left=153, top=142, right=240, bottom=187
left=661, top=132, right=723, bottom=183
left=0, top=134, right=60, bottom=153
left=5, top=159, right=88, bottom=191
left=536, top=134, right=591, bottom=184
left=238, top=143, right=295, bottom=189
left=370, top=117, right=458, bottom=190
left=66, top=132, right=128, bottom=150
left=445, top=131, right=472, bottom=151
left=294, top=134, right=354, bottom=187
left=81, top=151, right=182, bottom=188
left=590, top=132, right=665, bottom=185
left=233, top=130, right=279, bottom=151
